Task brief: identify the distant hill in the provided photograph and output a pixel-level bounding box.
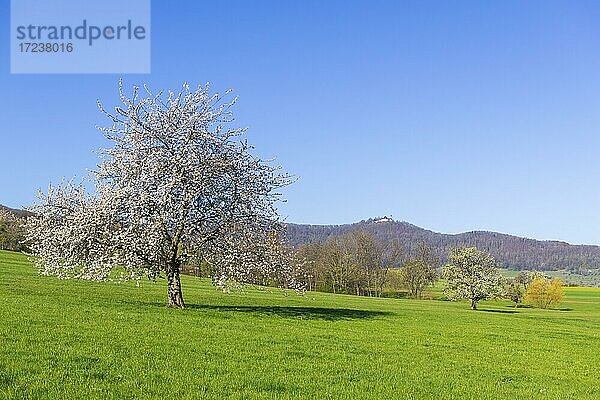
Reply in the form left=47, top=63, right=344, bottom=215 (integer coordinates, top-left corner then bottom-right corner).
left=285, top=218, right=600, bottom=271
left=0, top=204, right=32, bottom=219
left=0, top=204, right=30, bottom=252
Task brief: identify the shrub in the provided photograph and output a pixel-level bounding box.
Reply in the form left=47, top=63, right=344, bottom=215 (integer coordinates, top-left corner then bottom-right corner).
left=524, top=277, right=564, bottom=309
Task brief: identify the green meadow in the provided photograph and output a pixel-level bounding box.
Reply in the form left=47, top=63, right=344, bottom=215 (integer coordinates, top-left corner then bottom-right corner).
left=1, top=250, right=598, bottom=399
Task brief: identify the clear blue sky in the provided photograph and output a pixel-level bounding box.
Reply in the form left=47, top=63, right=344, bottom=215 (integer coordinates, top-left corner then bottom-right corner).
left=1, top=1, right=600, bottom=244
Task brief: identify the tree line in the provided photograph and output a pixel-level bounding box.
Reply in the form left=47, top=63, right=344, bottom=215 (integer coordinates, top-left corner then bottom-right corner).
left=288, top=231, right=564, bottom=310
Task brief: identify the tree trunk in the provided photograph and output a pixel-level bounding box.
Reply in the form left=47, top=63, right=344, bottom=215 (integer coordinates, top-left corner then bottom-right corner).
left=167, top=266, right=185, bottom=309
left=471, top=298, right=478, bottom=310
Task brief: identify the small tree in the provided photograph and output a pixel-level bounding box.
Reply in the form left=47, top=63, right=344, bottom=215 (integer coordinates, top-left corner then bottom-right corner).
left=26, top=81, right=298, bottom=308
left=504, top=278, right=526, bottom=307
left=524, top=277, right=564, bottom=309
left=443, top=247, right=502, bottom=310
left=504, top=270, right=547, bottom=307
left=353, top=231, right=378, bottom=296
left=515, top=271, right=533, bottom=288
left=400, top=241, right=437, bottom=299
left=400, top=260, right=436, bottom=299
left=321, top=235, right=356, bottom=294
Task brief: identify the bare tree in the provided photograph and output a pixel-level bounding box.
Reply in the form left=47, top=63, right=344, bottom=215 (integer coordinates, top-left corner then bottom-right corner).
left=302, top=231, right=395, bottom=296
left=321, top=236, right=355, bottom=294
left=295, top=242, right=326, bottom=292
left=27, top=81, right=298, bottom=308
left=400, top=241, right=437, bottom=299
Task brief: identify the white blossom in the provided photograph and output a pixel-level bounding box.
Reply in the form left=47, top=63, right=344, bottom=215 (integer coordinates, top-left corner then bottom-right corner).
left=443, top=247, right=503, bottom=310
left=27, top=80, right=302, bottom=308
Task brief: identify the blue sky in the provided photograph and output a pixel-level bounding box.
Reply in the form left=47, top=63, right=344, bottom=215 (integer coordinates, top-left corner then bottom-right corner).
left=1, top=1, right=600, bottom=244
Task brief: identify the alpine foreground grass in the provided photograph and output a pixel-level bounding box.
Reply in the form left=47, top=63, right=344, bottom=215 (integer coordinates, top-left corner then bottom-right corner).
left=1, top=250, right=598, bottom=399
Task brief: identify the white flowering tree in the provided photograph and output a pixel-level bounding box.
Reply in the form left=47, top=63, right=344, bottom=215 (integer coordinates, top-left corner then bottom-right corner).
left=27, top=81, right=299, bottom=308
left=443, top=246, right=502, bottom=310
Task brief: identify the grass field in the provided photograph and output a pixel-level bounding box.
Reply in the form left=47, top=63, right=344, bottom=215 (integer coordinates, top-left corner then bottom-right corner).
left=1, top=250, right=599, bottom=399
left=499, top=268, right=600, bottom=287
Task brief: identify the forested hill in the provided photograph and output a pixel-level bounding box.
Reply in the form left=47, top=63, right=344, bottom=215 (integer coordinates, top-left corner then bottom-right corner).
left=285, top=218, right=600, bottom=271
left=0, top=204, right=31, bottom=218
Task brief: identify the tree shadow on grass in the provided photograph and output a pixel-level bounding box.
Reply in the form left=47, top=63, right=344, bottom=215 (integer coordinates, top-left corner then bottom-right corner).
left=477, top=308, right=519, bottom=314
left=184, top=304, right=392, bottom=321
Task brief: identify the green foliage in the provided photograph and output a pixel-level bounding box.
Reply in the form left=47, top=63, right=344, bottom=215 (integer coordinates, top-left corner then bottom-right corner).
left=383, top=267, right=404, bottom=291
left=1, top=250, right=599, bottom=399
